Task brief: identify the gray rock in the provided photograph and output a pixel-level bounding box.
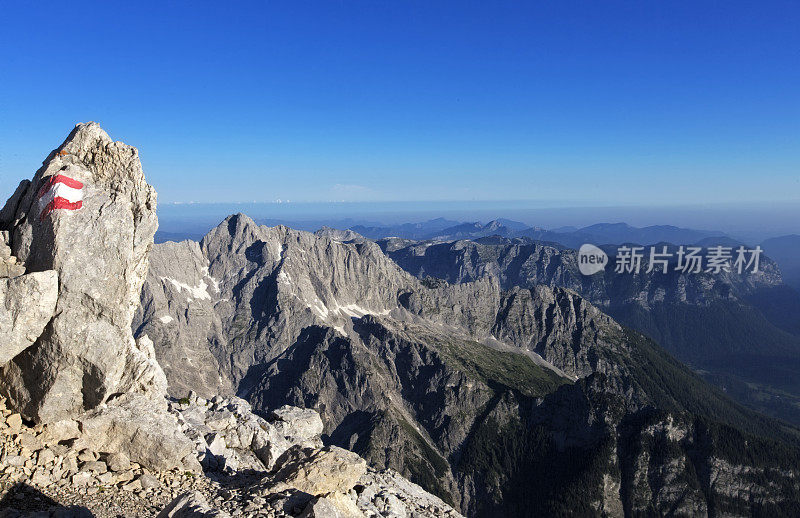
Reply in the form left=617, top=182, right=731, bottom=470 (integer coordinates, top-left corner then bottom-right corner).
left=36, top=448, right=55, bottom=466
left=300, top=492, right=365, bottom=518
left=4, top=455, right=25, bottom=467
left=0, top=270, right=58, bottom=365
left=269, top=446, right=367, bottom=495
left=205, top=433, right=226, bottom=456
left=81, top=460, right=107, bottom=474
left=270, top=405, right=324, bottom=444
left=40, top=418, right=80, bottom=444
left=0, top=122, right=158, bottom=423
left=5, top=412, right=22, bottom=432
left=105, top=451, right=131, bottom=472
left=78, top=393, right=199, bottom=472
left=138, top=472, right=161, bottom=489
left=0, top=180, right=30, bottom=230
left=116, top=334, right=169, bottom=399
left=157, top=491, right=230, bottom=518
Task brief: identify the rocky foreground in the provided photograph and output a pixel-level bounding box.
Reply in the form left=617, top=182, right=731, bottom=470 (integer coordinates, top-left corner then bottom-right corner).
left=0, top=392, right=459, bottom=517
left=0, top=123, right=461, bottom=517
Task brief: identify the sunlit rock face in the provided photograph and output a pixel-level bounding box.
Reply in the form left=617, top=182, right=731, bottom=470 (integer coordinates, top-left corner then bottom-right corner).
left=0, top=122, right=158, bottom=423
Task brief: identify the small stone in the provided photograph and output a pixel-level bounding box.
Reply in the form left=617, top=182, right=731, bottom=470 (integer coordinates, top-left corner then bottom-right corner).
left=19, top=433, right=43, bottom=451
left=62, top=456, right=78, bottom=475
left=122, top=479, right=142, bottom=491
left=106, top=452, right=131, bottom=472
left=72, top=472, right=92, bottom=486
left=97, top=471, right=115, bottom=485
left=6, top=414, right=22, bottom=432
left=4, top=455, right=25, bottom=467
left=81, top=460, right=107, bottom=474
left=36, top=448, right=55, bottom=466
left=139, top=473, right=161, bottom=489
left=116, top=470, right=135, bottom=483
left=31, top=468, right=51, bottom=486
left=77, top=451, right=96, bottom=463
left=40, top=419, right=80, bottom=444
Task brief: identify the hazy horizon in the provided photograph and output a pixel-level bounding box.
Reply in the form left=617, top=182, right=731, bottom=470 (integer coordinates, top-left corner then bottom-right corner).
left=155, top=199, right=800, bottom=244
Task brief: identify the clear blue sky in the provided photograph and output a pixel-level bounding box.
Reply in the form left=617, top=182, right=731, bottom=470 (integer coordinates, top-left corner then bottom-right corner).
left=1, top=1, right=798, bottom=205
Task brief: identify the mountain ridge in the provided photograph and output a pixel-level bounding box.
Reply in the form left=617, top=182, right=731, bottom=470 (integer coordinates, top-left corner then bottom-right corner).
left=137, top=213, right=800, bottom=516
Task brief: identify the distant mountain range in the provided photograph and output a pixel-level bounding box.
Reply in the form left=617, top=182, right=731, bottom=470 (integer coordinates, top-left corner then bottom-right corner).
left=140, top=214, right=800, bottom=516
left=376, top=234, right=800, bottom=427
left=346, top=218, right=729, bottom=246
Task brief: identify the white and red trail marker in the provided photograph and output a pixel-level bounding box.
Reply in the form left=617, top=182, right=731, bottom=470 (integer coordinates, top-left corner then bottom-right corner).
left=37, top=174, right=84, bottom=221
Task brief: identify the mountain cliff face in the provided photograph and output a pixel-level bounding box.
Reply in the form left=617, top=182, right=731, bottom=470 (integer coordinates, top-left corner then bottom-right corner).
left=137, top=216, right=800, bottom=517
left=379, top=236, right=800, bottom=425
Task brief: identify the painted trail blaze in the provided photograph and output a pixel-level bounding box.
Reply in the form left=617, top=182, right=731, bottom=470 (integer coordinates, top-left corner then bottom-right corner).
left=37, top=174, right=84, bottom=220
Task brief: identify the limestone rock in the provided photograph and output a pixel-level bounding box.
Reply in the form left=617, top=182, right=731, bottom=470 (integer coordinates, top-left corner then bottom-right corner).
left=301, top=492, right=365, bottom=518
left=270, top=446, right=367, bottom=495
left=169, top=395, right=307, bottom=473
left=270, top=405, right=324, bottom=445
left=78, top=394, right=199, bottom=472
left=116, top=334, right=169, bottom=400
left=356, top=468, right=463, bottom=518
left=105, top=451, right=131, bottom=472
left=157, top=491, right=231, bottom=518
left=0, top=270, right=58, bottom=365
left=0, top=122, right=158, bottom=423
left=5, top=412, right=22, bottom=432
left=40, top=418, right=80, bottom=444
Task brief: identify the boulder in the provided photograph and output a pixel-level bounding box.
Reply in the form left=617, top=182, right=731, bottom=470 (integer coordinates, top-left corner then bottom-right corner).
left=40, top=418, right=80, bottom=444
left=270, top=405, right=324, bottom=445
left=300, top=492, right=365, bottom=518
left=270, top=446, right=367, bottom=495
left=0, top=122, right=158, bottom=423
left=77, top=394, right=200, bottom=472
left=157, top=491, right=231, bottom=518
left=105, top=452, right=131, bottom=472
left=0, top=270, right=58, bottom=365
left=116, top=334, right=169, bottom=399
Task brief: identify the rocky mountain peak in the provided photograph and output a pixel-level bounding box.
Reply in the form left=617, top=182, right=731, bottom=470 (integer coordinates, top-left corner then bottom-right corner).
left=0, top=122, right=159, bottom=423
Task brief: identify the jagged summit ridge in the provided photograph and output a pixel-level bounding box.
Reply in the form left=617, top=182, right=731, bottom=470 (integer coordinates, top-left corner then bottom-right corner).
left=0, top=122, right=159, bottom=423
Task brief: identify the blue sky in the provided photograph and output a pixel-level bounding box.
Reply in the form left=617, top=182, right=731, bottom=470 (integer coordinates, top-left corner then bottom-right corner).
left=1, top=1, right=798, bottom=205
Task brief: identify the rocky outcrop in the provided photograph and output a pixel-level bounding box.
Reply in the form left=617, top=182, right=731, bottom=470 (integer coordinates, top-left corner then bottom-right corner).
left=0, top=122, right=159, bottom=423
left=77, top=394, right=200, bottom=472
left=169, top=394, right=323, bottom=473
left=0, top=269, right=57, bottom=365
left=0, top=228, right=59, bottom=366
left=0, top=122, right=203, bottom=475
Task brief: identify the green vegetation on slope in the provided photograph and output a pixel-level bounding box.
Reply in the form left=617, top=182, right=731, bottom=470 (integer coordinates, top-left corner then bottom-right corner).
left=432, top=336, right=570, bottom=397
